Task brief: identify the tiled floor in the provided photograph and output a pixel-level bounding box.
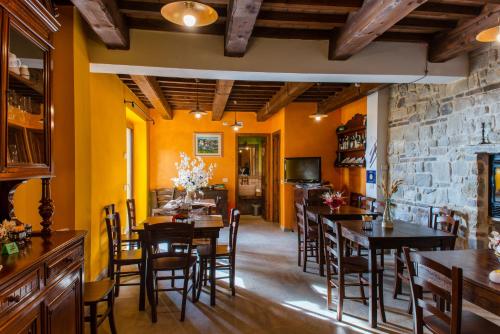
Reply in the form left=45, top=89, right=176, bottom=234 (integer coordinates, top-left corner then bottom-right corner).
left=92, top=216, right=500, bottom=334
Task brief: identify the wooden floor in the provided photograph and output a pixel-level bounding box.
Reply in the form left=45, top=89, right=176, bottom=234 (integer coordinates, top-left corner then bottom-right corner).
left=90, top=216, right=500, bottom=334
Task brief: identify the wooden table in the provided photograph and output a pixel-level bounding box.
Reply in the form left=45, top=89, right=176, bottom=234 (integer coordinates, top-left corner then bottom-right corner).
left=132, top=215, right=224, bottom=308
left=416, top=249, right=500, bottom=316
left=306, top=205, right=379, bottom=276
left=337, top=219, right=456, bottom=328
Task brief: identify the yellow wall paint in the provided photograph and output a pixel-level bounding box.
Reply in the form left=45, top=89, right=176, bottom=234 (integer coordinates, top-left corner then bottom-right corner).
left=126, top=108, right=148, bottom=225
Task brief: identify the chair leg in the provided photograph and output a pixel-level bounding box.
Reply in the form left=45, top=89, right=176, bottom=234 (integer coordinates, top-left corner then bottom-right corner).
left=393, top=250, right=402, bottom=299
left=337, top=275, right=344, bottom=322
left=230, top=257, right=236, bottom=296
left=171, top=270, right=175, bottom=287
left=180, top=269, right=189, bottom=322
left=114, top=265, right=121, bottom=297
left=108, top=292, right=117, bottom=334
left=196, top=259, right=205, bottom=301
left=203, top=259, right=209, bottom=286
left=147, top=270, right=157, bottom=323
left=378, top=272, right=387, bottom=323
left=89, top=303, right=98, bottom=334
left=191, top=264, right=197, bottom=302
left=359, top=274, right=367, bottom=305
left=297, top=231, right=302, bottom=267
left=302, top=236, right=308, bottom=272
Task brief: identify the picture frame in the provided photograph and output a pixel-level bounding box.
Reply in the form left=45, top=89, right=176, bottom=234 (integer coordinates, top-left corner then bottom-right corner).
left=194, top=132, right=223, bottom=157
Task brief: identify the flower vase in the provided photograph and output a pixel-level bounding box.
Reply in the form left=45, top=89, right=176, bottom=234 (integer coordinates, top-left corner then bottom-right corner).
left=184, top=190, right=195, bottom=204
left=382, top=198, right=393, bottom=228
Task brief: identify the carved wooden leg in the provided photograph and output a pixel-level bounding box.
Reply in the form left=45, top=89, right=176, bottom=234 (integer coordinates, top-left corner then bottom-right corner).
left=39, top=178, right=54, bottom=236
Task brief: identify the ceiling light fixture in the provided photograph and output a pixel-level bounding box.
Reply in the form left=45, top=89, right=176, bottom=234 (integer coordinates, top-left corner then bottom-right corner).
left=231, top=109, right=243, bottom=132
left=161, top=1, right=218, bottom=28
left=309, top=83, right=328, bottom=122
left=476, top=25, right=500, bottom=43
left=189, top=79, right=207, bottom=119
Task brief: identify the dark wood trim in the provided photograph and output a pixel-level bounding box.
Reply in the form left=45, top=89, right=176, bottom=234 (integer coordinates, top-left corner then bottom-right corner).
left=130, top=75, right=173, bottom=120
left=330, top=0, right=428, bottom=60
left=212, top=80, right=234, bottom=121
left=71, top=0, right=129, bottom=49
left=225, top=0, right=263, bottom=57
left=429, top=3, right=500, bottom=62
left=271, top=130, right=280, bottom=224
left=318, top=84, right=385, bottom=115
left=256, top=82, right=314, bottom=121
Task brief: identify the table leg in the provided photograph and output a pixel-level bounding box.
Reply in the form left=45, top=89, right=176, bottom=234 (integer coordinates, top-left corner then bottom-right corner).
left=210, top=235, right=217, bottom=306
left=139, top=238, right=146, bottom=311
left=318, top=216, right=325, bottom=277
left=369, top=247, right=378, bottom=328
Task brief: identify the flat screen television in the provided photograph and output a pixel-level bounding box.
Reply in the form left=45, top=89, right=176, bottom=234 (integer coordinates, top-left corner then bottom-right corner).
left=284, top=157, right=321, bottom=183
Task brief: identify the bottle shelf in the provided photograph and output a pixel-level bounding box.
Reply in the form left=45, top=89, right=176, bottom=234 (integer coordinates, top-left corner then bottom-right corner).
left=336, top=125, right=366, bottom=136
left=337, top=147, right=366, bottom=153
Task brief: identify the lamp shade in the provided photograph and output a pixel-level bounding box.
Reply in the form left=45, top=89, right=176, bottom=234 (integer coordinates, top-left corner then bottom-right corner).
left=161, top=1, right=218, bottom=27
left=476, top=26, right=500, bottom=42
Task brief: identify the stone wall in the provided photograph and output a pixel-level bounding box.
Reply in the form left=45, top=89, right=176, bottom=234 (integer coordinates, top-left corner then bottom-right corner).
left=387, top=45, right=500, bottom=248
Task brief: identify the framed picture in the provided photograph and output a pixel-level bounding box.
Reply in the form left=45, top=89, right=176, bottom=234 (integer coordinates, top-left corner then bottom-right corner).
left=194, top=132, right=223, bottom=157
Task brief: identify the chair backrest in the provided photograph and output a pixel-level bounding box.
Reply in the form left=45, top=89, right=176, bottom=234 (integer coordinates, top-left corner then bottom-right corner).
left=321, top=218, right=344, bottom=275
left=228, top=209, right=241, bottom=256
left=126, top=198, right=137, bottom=229
left=154, top=188, right=175, bottom=208
left=428, top=206, right=459, bottom=235
left=349, top=192, right=363, bottom=207
left=403, top=247, right=463, bottom=334
left=371, top=200, right=385, bottom=214
left=105, top=212, right=122, bottom=275
left=359, top=196, right=376, bottom=210
left=144, top=222, right=194, bottom=268
left=295, top=202, right=305, bottom=229
left=104, top=203, right=116, bottom=216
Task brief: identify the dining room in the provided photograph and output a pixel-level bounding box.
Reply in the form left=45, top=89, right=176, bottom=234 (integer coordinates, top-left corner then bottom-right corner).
left=1, top=1, right=500, bottom=334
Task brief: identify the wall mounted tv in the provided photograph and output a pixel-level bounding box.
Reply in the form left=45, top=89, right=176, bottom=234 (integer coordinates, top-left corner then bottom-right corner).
left=284, top=157, right=321, bottom=183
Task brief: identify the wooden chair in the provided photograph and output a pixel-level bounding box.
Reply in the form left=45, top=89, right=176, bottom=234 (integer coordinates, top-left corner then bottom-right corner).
left=303, top=201, right=321, bottom=273
left=126, top=198, right=141, bottom=249
left=402, top=247, right=499, bottom=334
left=322, top=218, right=386, bottom=322
left=105, top=212, right=142, bottom=297
left=144, top=222, right=197, bottom=322
left=197, top=208, right=241, bottom=297
left=105, top=203, right=140, bottom=249
left=349, top=192, right=363, bottom=207
left=295, top=202, right=306, bottom=267
left=393, top=207, right=460, bottom=311
left=359, top=196, right=375, bottom=210
left=84, top=278, right=117, bottom=334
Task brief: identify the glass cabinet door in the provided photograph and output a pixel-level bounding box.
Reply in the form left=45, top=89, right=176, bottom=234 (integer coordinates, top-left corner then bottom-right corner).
left=6, top=23, right=47, bottom=166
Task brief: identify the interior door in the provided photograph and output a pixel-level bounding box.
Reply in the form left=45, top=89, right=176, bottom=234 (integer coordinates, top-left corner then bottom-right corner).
left=272, top=131, right=281, bottom=223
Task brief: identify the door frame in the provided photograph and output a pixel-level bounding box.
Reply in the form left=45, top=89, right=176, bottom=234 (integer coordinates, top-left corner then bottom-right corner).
left=271, top=130, right=281, bottom=224
left=126, top=124, right=134, bottom=200
left=235, top=133, right=271, bottom=220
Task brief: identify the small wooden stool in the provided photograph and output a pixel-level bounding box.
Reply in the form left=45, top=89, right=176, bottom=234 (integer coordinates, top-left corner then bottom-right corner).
left=84, top=278, right=117, bottom=334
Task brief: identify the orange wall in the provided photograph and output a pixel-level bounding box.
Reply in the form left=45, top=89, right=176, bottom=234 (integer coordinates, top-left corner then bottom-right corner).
left=338, top=97, right=367, bottom=196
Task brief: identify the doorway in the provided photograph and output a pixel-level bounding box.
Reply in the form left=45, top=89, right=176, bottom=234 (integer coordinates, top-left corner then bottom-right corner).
left=236, top=134, right=269, bottom=219
left=126, top=127, right=134, bottom=200
left=272, top=131, right=281, bottom=224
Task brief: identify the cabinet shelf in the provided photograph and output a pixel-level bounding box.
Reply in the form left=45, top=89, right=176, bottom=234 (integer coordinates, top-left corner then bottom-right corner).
left=9, top=70, right=44, bottom=96
left=336, top=125, right=366, bottom=136
left=337, top=147, right=366, bottom=153
left=335, top=163, right=366, bottom=168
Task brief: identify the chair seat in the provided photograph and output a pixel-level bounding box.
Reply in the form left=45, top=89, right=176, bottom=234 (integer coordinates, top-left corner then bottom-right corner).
left=114, top=249, right=142, bottom=263
left=121, top=231, right=140, bottom=242
left=152, top=255, right=197, bottom=271
left=197, top=244, right=230, bottom=257
left=84, top=279, right=114, bottom=304
left=192, top=238, right=210, bottom=246
left=342, top=256, right=382, bottom=274
left=424, top=310, right=500, bottom=334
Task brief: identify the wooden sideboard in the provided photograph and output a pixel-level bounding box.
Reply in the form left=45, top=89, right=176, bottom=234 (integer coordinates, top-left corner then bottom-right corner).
left=294, top=186, right=332, bottom=206
left=0, top=231, right=86, bottom=334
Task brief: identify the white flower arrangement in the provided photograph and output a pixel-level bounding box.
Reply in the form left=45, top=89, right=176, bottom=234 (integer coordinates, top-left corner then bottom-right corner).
left=489, top=231, right=500, bottom=255
left=171, top=152, right=215, bottom=192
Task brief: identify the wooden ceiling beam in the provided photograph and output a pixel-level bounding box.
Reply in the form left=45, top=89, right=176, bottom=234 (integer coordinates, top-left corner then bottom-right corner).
left=212, top=80, right=235, bottom=121
left=256, top=82, right=314, bottom=121
left=318, top=84, right=385, bottom=114
left=71, top=0, right=129, bottom=49
left=428, top=4, right=500, bottom=62
left=330, top=0, right=428, bottom=60
left=130, top=75, right=173, bottom=120
left=225, top=0, right=263, bottom=57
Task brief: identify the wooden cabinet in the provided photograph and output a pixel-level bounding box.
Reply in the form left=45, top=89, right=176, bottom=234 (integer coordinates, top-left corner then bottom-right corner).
left=0, top=231, right=85, bottom=334
left=335, top=113, right=367, bottom=168
left=0, top=0, right=59, bottom=234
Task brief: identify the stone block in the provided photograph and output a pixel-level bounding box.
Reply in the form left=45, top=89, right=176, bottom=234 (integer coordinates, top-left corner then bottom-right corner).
left=415, top=173, right=432, bottom=187
left=432, top=161, right=451, bottom=184
left=440, top=102, right=453, bottom=116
